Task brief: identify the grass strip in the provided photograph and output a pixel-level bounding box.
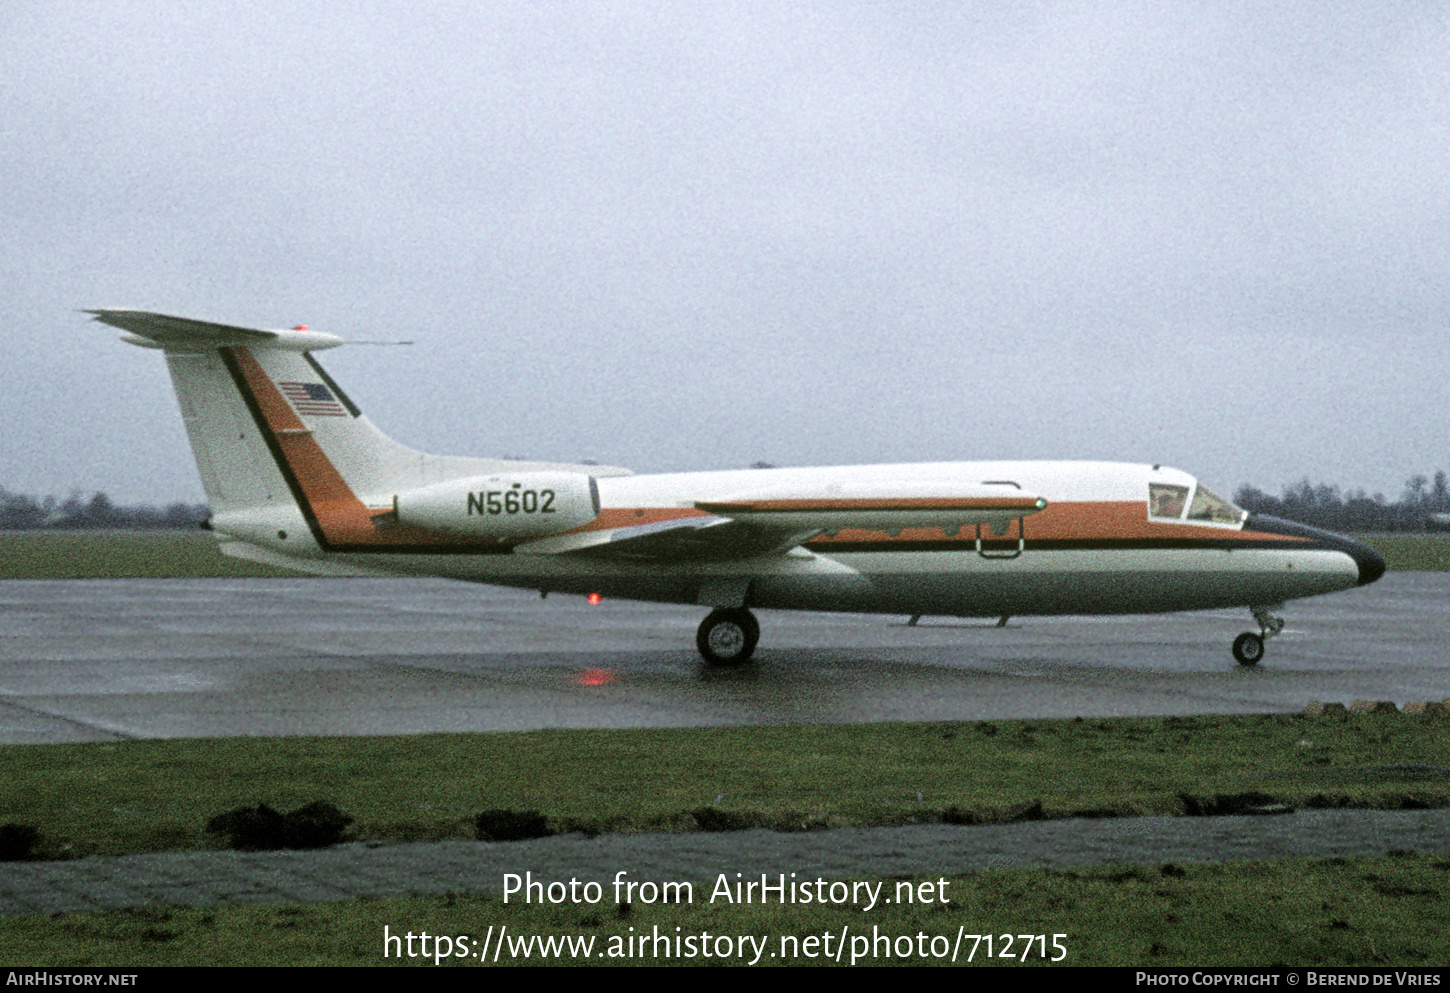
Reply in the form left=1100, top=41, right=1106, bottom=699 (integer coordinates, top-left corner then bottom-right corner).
left=1351, top=533, right=1450, bottom=571
left=2, top=714, right=1446, bottom=860
left=0, top=531, right=302, bottom=579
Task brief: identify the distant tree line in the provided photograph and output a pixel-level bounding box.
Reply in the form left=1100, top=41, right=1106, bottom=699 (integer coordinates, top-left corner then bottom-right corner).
left=0, top=488, right=207, bottom=530
left=1234, top=471, right=1450, bottom=532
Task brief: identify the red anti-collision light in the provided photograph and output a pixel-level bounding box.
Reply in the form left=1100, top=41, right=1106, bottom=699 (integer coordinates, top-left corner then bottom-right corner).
left=588, top=592, right=602, bottom=605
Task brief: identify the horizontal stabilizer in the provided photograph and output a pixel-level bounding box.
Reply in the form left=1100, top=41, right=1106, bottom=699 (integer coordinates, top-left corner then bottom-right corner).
left=86, top=309, right=343, bottom=352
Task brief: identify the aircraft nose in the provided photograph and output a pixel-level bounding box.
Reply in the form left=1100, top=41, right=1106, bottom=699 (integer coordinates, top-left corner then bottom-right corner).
left=1347, top=537, right=1386, bottom=586
left=1245, top=514, right=1386, bottom=586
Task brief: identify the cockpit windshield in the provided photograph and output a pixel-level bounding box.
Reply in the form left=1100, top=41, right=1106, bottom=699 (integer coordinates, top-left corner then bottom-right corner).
left=1186, top=484, right=1244, bottom=524
left=1149, top=482, right=1245, bottom=526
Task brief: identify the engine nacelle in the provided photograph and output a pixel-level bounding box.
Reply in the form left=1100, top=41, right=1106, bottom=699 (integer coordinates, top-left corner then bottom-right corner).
left=393, top=472, right=600, bottom=540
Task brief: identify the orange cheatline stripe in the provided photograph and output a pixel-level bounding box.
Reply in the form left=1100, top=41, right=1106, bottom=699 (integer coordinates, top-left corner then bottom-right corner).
left=226, top=347, right=487, bottom=549
left=562, top=500, right=1309, bottom=546
left=586, top=507, right=710, bottom=530
left=803, top=500, right=1309, bottom=546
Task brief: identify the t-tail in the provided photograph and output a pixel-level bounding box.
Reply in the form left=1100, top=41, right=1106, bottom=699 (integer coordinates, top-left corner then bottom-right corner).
left=88, top=310, right=627, bottom=573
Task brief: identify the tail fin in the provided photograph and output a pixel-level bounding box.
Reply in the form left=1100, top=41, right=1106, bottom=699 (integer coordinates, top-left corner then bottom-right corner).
left=89, top=309, right=629, bottom=556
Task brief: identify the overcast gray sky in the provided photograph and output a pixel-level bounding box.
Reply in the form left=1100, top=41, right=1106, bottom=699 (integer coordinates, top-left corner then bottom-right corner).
left=4, top=2, right=1447, bottom=505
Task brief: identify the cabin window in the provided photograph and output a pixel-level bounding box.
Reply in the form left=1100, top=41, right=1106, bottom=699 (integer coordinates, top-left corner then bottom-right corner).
left=1149, top=483, right=1188, bottom=519
left=1186, top=484, right=1245, bottom=525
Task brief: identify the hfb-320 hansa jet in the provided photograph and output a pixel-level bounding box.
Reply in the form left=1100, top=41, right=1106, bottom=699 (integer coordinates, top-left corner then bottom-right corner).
left=89, top=309, right=1386, bottom=668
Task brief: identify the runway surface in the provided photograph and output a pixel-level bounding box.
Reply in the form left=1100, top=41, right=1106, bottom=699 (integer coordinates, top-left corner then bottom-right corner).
left=1, top=573, right=1444, bottom=744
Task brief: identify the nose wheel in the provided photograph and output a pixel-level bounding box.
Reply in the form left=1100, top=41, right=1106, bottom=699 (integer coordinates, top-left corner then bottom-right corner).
left=1233, top=606, right=1285, bottom=666
left=1232, top=632, right=1265, bottom=666
left=697, top=608, right=760, bottom=666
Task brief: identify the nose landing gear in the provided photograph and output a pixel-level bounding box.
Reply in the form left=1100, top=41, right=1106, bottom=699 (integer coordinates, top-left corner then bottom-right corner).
left=1233, top=605, right=1285, bottom=666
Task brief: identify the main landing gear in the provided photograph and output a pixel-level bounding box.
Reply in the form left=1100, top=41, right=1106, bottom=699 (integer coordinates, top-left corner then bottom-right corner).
left=697, top=607, right=760, bottom=666
left=1232, top=605, right=1285, bottom=667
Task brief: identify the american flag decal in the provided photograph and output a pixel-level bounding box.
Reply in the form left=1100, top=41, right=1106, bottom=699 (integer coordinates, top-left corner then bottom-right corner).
left=279, top=381, right=348, bottom=417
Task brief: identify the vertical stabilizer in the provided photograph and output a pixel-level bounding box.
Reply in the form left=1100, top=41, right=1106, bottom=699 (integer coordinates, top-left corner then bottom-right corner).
left=166, top=349, right=289, bottom=511
left=90, top=309, right=630, bottom=556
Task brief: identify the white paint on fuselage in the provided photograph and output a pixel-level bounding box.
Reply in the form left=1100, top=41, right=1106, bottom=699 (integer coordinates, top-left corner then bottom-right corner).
left=304, top=461, right=1361, bottom=618
left=594, top=460, right=1177, bottom=507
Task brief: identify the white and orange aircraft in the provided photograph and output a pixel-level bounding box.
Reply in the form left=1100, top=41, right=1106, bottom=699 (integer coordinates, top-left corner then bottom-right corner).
left=91, top=309, right=1386, bottom=668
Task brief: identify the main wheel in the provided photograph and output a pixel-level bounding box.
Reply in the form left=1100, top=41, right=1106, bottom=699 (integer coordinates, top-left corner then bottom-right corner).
left=1232, top=632, right=1264, bottom=666
left=696, top=608, right=760, bottom=666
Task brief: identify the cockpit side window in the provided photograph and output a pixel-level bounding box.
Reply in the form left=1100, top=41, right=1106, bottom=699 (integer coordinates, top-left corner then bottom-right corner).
left=1186, top=484, right=1245, bottom=525
left=1149, top=483, right=1189, bottom=519
left=1149, top=481, right=1247, bottom=526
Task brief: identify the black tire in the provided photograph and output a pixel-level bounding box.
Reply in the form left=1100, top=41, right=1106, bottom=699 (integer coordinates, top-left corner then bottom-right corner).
left=1232, top=632, right=1264, bottom=667
left=696, top=608, right=759, bottom=666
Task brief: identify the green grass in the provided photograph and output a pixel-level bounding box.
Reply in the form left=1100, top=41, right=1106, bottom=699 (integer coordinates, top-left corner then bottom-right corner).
left=1352, top=533, right=1450, bottom=571
left=2, top=852, right=1446, bottom=966
left=3, top=715, right=1446, bottom=860
left=0, top=531, right=304, bottom=579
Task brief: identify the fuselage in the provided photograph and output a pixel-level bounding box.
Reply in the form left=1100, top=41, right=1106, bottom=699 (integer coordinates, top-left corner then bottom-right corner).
left=277, top=459, right=1382, bottom=619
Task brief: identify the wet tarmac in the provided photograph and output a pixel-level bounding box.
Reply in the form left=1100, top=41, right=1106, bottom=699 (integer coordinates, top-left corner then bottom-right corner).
left=0, top=573, right=1445, bottom=744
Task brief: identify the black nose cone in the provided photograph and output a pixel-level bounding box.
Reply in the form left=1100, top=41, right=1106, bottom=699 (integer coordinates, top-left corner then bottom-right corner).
left=1350, top=539, right=1387, bottom=586
left=1245, top=514, right=1386, bottom=586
